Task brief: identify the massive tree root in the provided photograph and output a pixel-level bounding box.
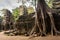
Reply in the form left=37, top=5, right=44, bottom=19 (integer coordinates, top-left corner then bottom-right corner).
left=30, top=11, right=42, bottom=36
left=30, top=0, right=60, bottom=36
left=40, top=9, right=46, bottom=35
left=47, top=12, right=60, bottom=36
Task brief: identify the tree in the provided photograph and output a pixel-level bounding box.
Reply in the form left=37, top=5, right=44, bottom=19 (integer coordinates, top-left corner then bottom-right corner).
left=30, top=0, right=60, bottom=36
left=12, top=8, right=19, bottom=21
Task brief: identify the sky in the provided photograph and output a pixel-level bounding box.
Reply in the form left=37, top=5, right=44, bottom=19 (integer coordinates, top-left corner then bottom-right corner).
left=0, top=0, right=50, bottom=16
left=0, top=0, right=34, bottom=16
left=0, top=0, right=49, bottom=10
left=0, top=0, right=34, bottom=11
left=0, top=0, right=19, bottom=11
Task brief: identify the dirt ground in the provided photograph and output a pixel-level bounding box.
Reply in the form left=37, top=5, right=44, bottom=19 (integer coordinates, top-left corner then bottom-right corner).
left=0, top=32, right=60, bottom=40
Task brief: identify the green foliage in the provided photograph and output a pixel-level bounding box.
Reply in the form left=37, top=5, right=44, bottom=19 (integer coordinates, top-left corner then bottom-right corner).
left=27, top=7, right=34, bottom=14
left=12, top=5, right=34, bottom=21
left=12, top=8, right=19, bottom=21
left=45, top=0, right=54, bottom=8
